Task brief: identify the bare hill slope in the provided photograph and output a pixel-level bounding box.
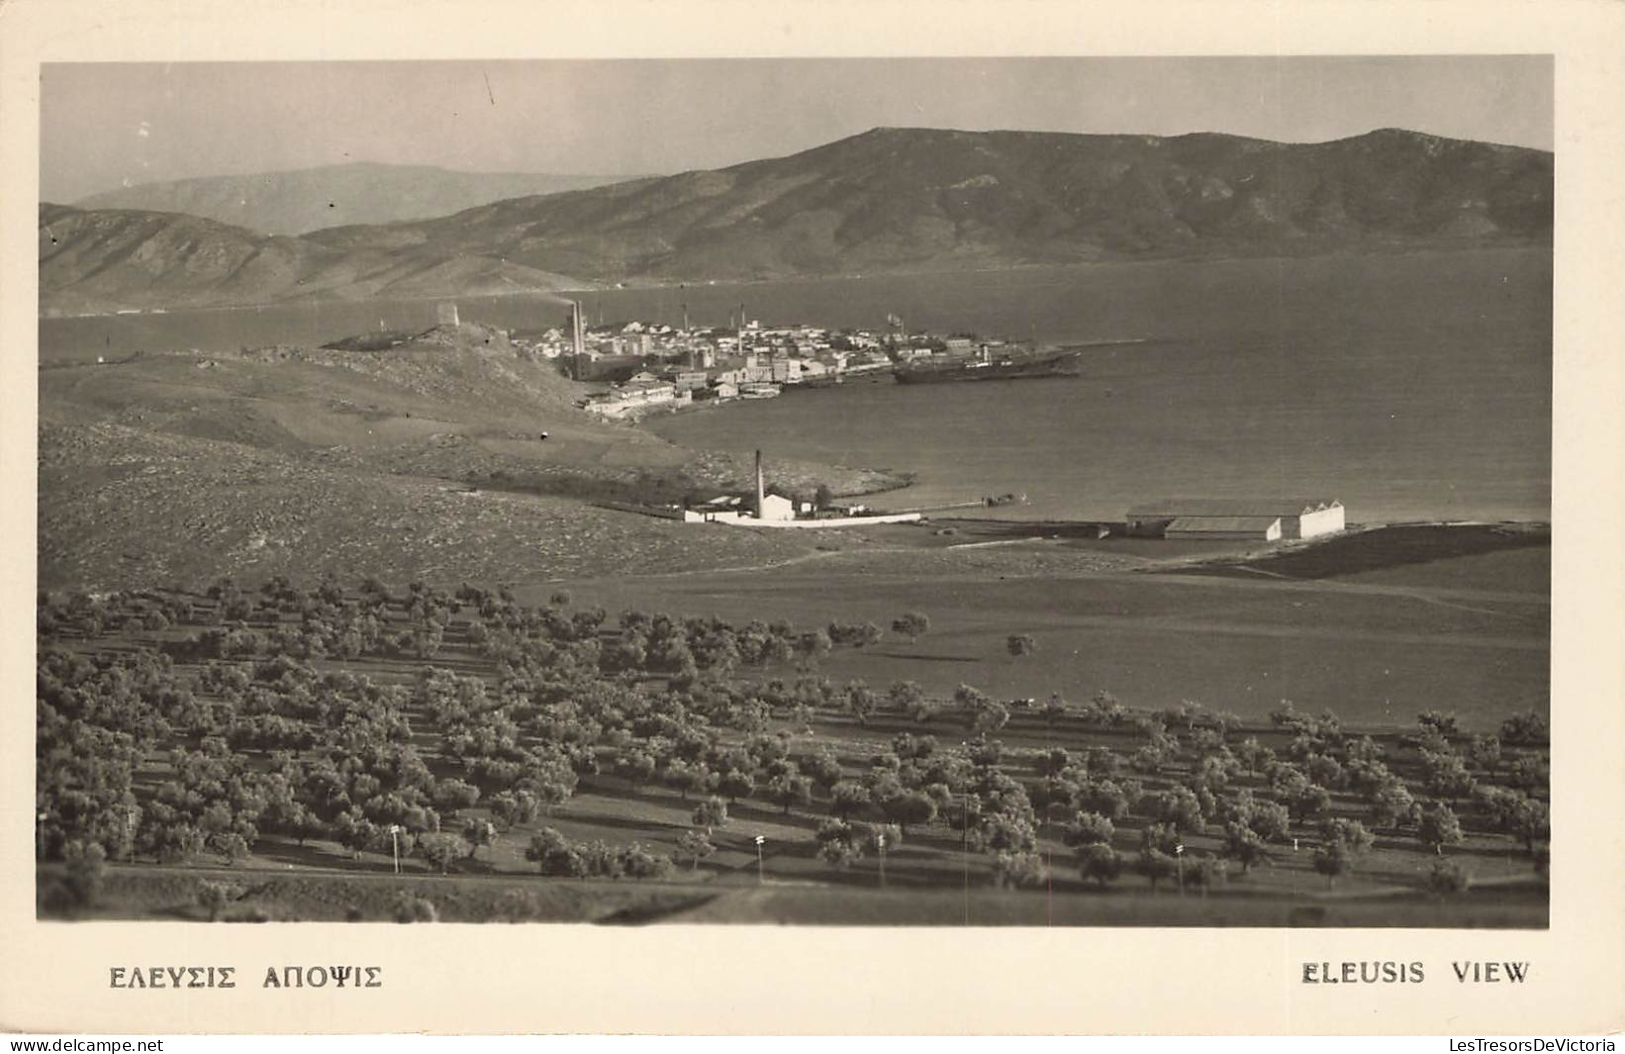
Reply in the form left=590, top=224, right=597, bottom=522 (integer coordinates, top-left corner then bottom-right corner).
left=38, top=204, right=584, bottom=315
left=305, top=126, right=1554, bottom=280
left=76, top=162, right=640, bottom=235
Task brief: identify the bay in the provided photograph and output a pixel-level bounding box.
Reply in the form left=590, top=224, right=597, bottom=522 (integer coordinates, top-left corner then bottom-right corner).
left=38, top=247, right=1551, bottom=523
left=644, top=249, right=1553, bottom=523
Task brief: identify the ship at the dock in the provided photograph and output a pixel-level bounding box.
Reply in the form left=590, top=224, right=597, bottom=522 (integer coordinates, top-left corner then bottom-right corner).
left=891, top=337, right=1150, bottom=384
left=892, top=344, right=1084, bottom=384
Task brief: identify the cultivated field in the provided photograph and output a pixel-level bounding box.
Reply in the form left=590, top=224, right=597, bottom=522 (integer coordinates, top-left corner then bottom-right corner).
left=36, top=552, right=1549, bottom=926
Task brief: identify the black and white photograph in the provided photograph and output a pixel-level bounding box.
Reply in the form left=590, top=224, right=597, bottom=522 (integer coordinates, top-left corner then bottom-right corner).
left=30, top=51, right=1558, bottom=930
left=9, top=0, right=1625, bottom=1037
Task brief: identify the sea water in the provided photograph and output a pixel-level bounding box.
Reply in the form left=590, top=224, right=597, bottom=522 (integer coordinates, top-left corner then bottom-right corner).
left=40, top=247, right=1551, bottom=523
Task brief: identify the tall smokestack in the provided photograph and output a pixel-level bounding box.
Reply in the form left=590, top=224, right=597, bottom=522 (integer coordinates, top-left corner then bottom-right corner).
left=754, top=449, right=766, bottom=519
left=571, top=301, right=587, bottom=380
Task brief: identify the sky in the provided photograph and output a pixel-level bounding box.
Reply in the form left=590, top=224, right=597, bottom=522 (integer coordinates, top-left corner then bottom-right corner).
left=40, top=56, right=1553, bottom=202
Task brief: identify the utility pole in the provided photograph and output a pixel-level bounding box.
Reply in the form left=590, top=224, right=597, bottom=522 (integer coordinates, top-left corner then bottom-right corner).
left=754, top=834, right=765, bottom=884
left=1175, top=842, right=1185, bottom=896
left=876, top=831, right=887, bottom=888
left=389, top=825, right=402, bottom=873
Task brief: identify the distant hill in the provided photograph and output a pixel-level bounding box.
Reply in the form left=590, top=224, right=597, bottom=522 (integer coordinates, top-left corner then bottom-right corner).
left=75, top=162, right=641, bottom=235
left=303, top=126, right=1553, bottom=280
left=39, top=203, right=583, bottom=315
left=41, top=127, right=1552, bottom=313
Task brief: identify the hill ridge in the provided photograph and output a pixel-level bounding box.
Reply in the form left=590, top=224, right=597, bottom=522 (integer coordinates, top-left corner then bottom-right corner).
left=42, top=126, right=1551, bottom=314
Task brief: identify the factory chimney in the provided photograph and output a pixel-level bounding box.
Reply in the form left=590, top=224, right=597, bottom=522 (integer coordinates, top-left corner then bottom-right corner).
left=754, top=449, right=766, bottom=519
left=570, top=300, right=587, bottom=380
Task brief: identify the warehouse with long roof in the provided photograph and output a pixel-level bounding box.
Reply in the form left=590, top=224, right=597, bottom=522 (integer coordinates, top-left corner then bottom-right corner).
left=1125, top=498, right=1345, bottom=541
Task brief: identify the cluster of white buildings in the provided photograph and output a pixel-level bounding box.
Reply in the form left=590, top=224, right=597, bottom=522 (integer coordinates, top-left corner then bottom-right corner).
left=680, top=451, right=923, bottom=529
left=509, top=306, right=945, bottom=419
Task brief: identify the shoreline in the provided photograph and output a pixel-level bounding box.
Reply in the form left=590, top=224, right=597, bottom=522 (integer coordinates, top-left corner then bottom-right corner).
left=40, top=242, right=1551, bottom=320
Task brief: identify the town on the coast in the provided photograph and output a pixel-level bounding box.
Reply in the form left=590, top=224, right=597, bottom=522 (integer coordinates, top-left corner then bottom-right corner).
left=510, top=300, right=1012, bottom=418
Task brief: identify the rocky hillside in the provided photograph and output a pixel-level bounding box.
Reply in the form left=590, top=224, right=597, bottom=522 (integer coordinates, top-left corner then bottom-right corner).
left=76, top=162, right=638, bottom=235
left=305, top=126, right=1553, bottom=280
left=41, top=127, right=1552, bottom=313
left=39, top=204, right=583, bottom=315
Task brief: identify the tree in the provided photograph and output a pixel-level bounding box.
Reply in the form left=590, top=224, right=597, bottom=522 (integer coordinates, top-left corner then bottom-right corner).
left=1137, top=848, right=1177, bottom=892
left=617, top=749, right=658, bottom=792
left=1063, top=811, right=1115, bottom=848
left=885, top=679, right=924, bottom=718
left=717, top=769, right=756, bottom=804
left=814, top=483, right=835, bottom=510
left=417, top=832, right=463, bottom=874
left=676, top=829, right=715, bottom=872
left=1416, top=710, right=1460, bottom=739
left=845, top=682, right=878, bottom=726
left=1510, top=797, right=1549, bottom=854
left=1077, top=843, right=1124, bottom=888
left=966, top=696, right=1010, bottom=737
left=1312, top=840, right=1357, bottom=889
left=992, top=849, right=1047, bottom=889
left=1042, top=693, right=1068, bottom=727
left=814, top=819, right=865, bottom=869
left=803, top=747, right=844, bottom=790
left=432, top=778, right=481, bottom=812
left=1222, top=822, right=1270, bottom=873
left=1507, top=755, right=1549, bottom=795
left=829, top=781, right=871, bottom=819
left=1422, top=750, right=1477, bottom=801
left=766, top=771, right=814, bottom=815
left=620, top=843, right=674, bottom=880
left=882, top=790, right=938, bottom=833
left=1273, top=768, right=1331, bottom=821
left=664, top=759, right=715, bottom=802
left=460, top=817, right=497, bottom=859
left=1151, top=787, right=1204, bottom=834
left=1246, top=799, right=1292, bottom=843
left=1418, top=802, right=1465, bottom=854
left=1370, top=779, right=1421, bottom=830
left=1467, top=734, right=1502, bottom=776
left=211, top=831, right=251, bottom=865
left=525, top=828, right=570, bottom=873
left=691, top=796, right=729, bottom=834
left=1313, top=819, right=1375, bottom=888
left=1005, top=634, right=1036, bottom=659
left=891, top=612, right=930, bottom=643
left=795, top=629, right=832, bottom=669
left=1498, top=710, right=1548, bottom=746
left=489, top=790, right=539, bottom=831
left=1234, top=737, right=1274, bottom=776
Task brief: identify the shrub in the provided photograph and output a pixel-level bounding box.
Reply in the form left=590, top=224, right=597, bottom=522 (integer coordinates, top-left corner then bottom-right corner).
left=62, top=841, right=107, bottom=909
left=391, top=893, right=438, bottom=923
left=1426, top=860, right=1471, bottom=896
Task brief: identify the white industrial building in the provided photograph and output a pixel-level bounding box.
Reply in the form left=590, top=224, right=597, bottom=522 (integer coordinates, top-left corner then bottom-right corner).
left=1126, top=499, right=1345, bottom=541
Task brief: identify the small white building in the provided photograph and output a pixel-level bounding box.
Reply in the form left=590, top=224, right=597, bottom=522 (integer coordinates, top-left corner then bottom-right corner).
left=757, top=494, right=795, bottom=522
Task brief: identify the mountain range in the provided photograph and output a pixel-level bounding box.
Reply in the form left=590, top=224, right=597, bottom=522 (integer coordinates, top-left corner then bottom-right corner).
left=39, top=203, right=582, bottom=316
left=75, top=162, right=638, bottom=236
left=40, top=127, right=1552, bottom=315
